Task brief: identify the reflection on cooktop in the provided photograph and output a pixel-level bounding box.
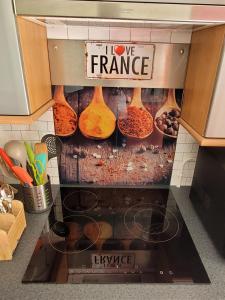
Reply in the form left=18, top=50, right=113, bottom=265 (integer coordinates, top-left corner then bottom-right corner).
left=22, top=188, right=210, bottom=284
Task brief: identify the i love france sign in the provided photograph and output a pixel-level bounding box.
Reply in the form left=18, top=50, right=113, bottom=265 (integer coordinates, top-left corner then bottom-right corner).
left=86, top=42, right=155, bottom=80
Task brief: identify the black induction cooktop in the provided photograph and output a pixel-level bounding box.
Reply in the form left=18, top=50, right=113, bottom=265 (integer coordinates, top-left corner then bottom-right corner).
left=22, top=187, right=210, bottom=284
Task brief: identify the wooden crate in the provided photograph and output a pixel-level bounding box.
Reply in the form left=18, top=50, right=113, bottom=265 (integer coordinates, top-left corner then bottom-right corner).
left=0, top=200, right=26, bottom=260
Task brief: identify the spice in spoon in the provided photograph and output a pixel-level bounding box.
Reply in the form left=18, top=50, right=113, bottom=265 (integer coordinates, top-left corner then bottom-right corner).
left=118, top=88, right=153, bottom=139
left=118, top=105, right=153, bottom=138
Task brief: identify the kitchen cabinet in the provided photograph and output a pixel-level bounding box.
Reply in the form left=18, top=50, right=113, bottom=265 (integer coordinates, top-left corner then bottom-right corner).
left=180, top=25, right=225, bottom=146
left=0, top=0, right=53, bottom=124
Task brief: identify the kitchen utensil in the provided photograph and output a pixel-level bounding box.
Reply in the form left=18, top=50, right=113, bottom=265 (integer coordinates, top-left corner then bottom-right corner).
left=25, top=142, right=44, bottom=185
left=154, top=89, right=181, bottom=138
left=79, top=86, right=116, bottom=139
left=4, top=140, right=28, bottom=169
left=0, top=182, right=17, bottom=195
left=0, top=184, right=14, bottom=214
left=26, top=162, right=37, bottom=185
left=118, top=87, right=153, bottom=139
left=22, top=176, right=53, bottom=213
left=53, top=85, right=77, bottom=136
left=0, top=157, right=16, bottom=180
left=0, top=148, right=33, bottom=187
left=84, top=221, right=112, bottom=250
left=41, top=134, right=63, bottom=160
left=24, top=142, right=35, bottom=165
left=34, top=143, right=48, bottom=183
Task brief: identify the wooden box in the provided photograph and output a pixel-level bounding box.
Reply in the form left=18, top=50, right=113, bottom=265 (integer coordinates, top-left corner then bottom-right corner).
left=0, top=200, right=26, bottom=260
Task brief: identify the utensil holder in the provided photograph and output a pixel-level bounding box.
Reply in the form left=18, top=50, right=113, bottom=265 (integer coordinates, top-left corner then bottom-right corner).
left=0, top=200, right=26, bottom=260
left=22, top=176, right=53, bottom=213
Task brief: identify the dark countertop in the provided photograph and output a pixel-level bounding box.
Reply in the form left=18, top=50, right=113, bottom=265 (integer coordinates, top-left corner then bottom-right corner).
left=0, top=186, right=225, bottom=300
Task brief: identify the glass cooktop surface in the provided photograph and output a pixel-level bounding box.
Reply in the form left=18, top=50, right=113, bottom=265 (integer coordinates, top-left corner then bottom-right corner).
left=22, top=188, right=210, bottom=284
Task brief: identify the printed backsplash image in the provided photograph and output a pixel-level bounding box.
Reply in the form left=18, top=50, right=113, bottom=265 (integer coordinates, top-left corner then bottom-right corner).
left=53, top=86, right=182, bottom=185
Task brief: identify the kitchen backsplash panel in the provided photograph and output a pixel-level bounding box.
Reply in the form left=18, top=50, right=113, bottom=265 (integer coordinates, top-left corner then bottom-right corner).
left=52, top=85, right=198, bottom=186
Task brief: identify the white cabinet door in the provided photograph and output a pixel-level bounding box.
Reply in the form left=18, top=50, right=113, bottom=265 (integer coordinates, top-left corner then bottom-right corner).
left=206, top=46, right=225, bottom=138
left=0, top=0, right=29, bottom=115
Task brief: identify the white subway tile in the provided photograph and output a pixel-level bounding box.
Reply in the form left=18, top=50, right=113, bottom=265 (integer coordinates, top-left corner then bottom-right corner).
left=185, top=177, right=193, bottom=186
left=51, top=176, right=60, bottom=184
left=177, top=133, right=187, bottom=143
left=47, top=122, right=55, bottom=132
left=47, top=167, right=59, bottom=176
left=38, top=131, right=53, bottom=140
left=181, top=177, right=188, bottom=186
left=130, top=28, right=150, bottom=42
left=175, top=143, right=187, bottom=153
left=186, top=161, right=196, bottom=170
left=11, top=124, right=29, bottom=131
left=183, top=152, right=198, bottom=162
left=39, top=111, right=54, bottom=122
left=151, top=29, right=171, bottom=43
left=178, top=125, right=188, bottom=134
left=173, top=161, right=183, bottom=171
left=192, top=143, right=199, bottom=153
left=110, top=27, right=130, bottom=41
left=49, top=157, right=58, bottom=168
left=0, top=131, right=22, bottom=146
left=21, top=131, right=39, bottom=141
left=185, top=134, right=196, bottom=144
left=174, top=152, right=183, bottom=162
left=89, top=26, right=110, bottom=40
left=68, top=25, right=89, bottom=40
left=47, top=24, right=68, bottom=39
left=30, top=121, right=48, bottom=131
left=171, top=30, right=192, bottom=44
left=170, top=174, right=180, bottom=186
left=0, top=124, right=11, bottom=130
left=183, top=169, right=194, bottom=177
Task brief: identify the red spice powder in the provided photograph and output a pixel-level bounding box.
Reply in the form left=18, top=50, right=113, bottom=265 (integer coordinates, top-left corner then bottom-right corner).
left=118, top=106, right=153, bottom=138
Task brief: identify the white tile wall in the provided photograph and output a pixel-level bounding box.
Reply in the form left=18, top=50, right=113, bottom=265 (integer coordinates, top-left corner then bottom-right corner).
left=110, top=27, right=131, bottom=41
left=46, top=24, right=192, bottom=44
left=170, top=125, right=199, bottom=187
left=130, top=28, right=151, bottom=42
left=68, top=25, right=89, bottom=40
left=89, top=26, right=110, bottom=40
left=47, top=24, right=68, bottom=39
left=151, top=29, right=171, bottom=43
left=171, top=30, right=192, bottom=43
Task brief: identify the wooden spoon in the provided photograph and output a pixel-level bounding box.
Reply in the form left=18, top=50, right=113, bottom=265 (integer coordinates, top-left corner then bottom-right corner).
left=84, top=221, right=112, bottom=250
left=79, top=86, right=116, bottom=139
left=118, top=87, right=153, bottom=139
left=154, top=89, right=181, bottom=138
left=53, top=85, right=77, bottom=137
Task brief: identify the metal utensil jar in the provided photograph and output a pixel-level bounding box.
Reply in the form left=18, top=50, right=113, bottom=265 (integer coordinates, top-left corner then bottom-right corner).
left=22, top=177, right=53, bottom=213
